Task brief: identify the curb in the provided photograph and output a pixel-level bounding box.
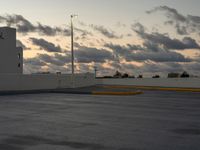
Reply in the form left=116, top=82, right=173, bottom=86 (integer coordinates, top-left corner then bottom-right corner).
left=92, top=91, right=143, bottom=96
left=103, top=85, right=200, bottom=92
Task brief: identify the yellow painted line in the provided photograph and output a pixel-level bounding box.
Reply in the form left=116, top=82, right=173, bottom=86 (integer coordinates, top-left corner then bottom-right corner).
left=103, top=85, right=200, bottom=92
left=92, top=91, right=143, bottom=96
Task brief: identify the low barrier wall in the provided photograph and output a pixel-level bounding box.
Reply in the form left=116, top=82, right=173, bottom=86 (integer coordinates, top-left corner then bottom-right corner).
left=0, top=73, right=95, bottom=91
left=97, top=78, right=200, bottom=88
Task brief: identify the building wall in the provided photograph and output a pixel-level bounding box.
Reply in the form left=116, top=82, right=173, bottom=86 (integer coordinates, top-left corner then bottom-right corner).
left=0, top=74, right=200, bottom=92
left=0, top=73, right=95, bottom=91
left=97, top=78, right=200, bottom=88
left=0, top=27, right=23, bottom=74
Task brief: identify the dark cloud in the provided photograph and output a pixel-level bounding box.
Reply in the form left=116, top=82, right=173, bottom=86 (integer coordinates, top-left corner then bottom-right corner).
left=147, top=6, right=200, bottom=35
left=78, top=21, right=122, bottom=39
left=0, top=14, right=40, bottom=34
left=23, top=58, right=46, bottom=74
left=37, top=53, right=70, bottom=66
left=24, top=56, right=71, bottom=74
left=75, top=45, right=114, bottom=63
left=23, top=48, right=114, bottom=74
left=175, top=24, right=188, bottom=35
left=46, top=63, right=70, bottom=73
left=125, top=51, right=191, bottom=62
left=90, top=24, right=122, bottom=39
left=147, top=6, right=186, bottom=22
left=183, top=62, right=200, bottom=75
left=132, top=22, right=200, bottom=50
left=37, top=23, right=66, bottom=36
left=141, top=62, right=184, bottom=76
left=24, top=58, right=46, bottom=66
left=105, top=43, right=144, bottom=52
left=16, top=40, right=27, bottom=49
left=30, top=38, right=62, bottom=52
left=0, top=14, right=71, bottom=36
left=104, top=43, right=144, bottom=61
left=74, top=27, right=93, bottom=37
left=3, top=14, right=35, bottom=33
left=105, top=39, right=192, bottom=62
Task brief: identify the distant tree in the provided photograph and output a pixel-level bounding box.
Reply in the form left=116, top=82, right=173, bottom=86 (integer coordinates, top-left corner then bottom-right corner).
left=180, top=71, right=190, bottom=78
left=152, top=75, right=160, bottom=78
left=122, top=73, right=129, bottom=78
left=113, top=70, right=122, bottom=78
left=168, top=73, right=180, bottom=78
left=137, top=75, right=143, bottom=78
left=129, top=75, right=135, bottom=78
left=103, top=76, right=113, bottom=78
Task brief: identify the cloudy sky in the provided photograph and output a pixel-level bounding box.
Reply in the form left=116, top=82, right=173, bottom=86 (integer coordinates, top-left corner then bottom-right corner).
left=1, top=0, right=200, bottom=77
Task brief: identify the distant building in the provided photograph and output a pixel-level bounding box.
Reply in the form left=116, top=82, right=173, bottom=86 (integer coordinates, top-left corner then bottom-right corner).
left=0, top=27, right=23, bottom=74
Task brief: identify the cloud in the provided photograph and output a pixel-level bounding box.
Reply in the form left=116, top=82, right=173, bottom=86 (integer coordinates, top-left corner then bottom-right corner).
left=37, top=53, right=70, bottom=66
left=16, top=40, right=27, bottom=49
left=90, top=24, right=122, bottom=39
left=37, top=23, right=67, bottom=36
left=132, top=22, right=200, bottom=50
left=105, top=39, right=192, bottom=62
left=0, top=14, right=71, bottom=36
left=147, top=6, right=200, bottom=35
left=125, top=51, right=191, bottom=62
left=116, top=22, right=126, bottom=28
left=183, top=62, right=200, bottom=75
left=24, top=58, right=46, bottom=66
left=147, top=6, right=186, bottom=22
left=75, top=45, right=114, bottom=63
left=104, top=43, right=145, bottom=61
left=30, top=38, right=63, bottom=52
left=105, top=43, right=144, bottom=52
left=141, top=62, right=184, bottom=76
left=74, top=27, right=93, bottom=37
left=24, top=56, right=71, bottom=74
left=23, top=58, right=46, bottom=74
left=23, top=48, right=114, bottom=74
left=0, top=14, right=93, bottom=37
left=107, top=43, right=191, bottom=63
left=2, top=14, right=36, bottom=33
left=46, top=63, right=70, bottom=73
left=78, top=21, right=122, bottom=39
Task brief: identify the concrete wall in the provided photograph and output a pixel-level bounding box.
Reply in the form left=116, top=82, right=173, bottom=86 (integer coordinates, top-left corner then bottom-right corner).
left=0, top=27, right=23, bottom=74
left=97, top=78, right=200, bottom=88
left=0, top=73, right=95, bottom=91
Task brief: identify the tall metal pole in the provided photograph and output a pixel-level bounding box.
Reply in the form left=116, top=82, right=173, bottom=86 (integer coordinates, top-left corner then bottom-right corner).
left=71, top=15, right=74, bottom=76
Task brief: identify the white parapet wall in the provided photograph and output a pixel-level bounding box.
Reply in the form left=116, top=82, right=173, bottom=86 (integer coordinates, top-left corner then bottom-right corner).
left=97, top=78, right=200, bottom=88
left=0, top=73, right=95, bottom=91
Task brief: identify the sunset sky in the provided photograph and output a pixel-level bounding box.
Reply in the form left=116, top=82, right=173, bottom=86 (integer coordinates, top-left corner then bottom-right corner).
left=0, top=0, right=200, bottom=77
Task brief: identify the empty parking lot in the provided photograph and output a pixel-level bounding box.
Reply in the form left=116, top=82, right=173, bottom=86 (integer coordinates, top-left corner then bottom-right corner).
left=0, top=91, right=199, bottom=150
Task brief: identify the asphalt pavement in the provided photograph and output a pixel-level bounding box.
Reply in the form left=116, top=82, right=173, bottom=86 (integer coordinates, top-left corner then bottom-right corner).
left=0, top=91, right=199, bottom=150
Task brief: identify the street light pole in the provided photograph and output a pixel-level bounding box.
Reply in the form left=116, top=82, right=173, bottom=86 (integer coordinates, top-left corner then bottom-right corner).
left=71, top=15, right=74, bottom=76
left=70, top=14, right=77, bottom=88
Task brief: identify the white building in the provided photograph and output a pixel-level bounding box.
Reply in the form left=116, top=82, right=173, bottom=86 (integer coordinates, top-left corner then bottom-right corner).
left=0, top=27, right=23, bottom=74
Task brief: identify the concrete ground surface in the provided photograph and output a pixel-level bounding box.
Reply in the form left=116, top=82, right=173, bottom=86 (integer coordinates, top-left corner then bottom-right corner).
left=0, top=91, right=199, bottom=150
